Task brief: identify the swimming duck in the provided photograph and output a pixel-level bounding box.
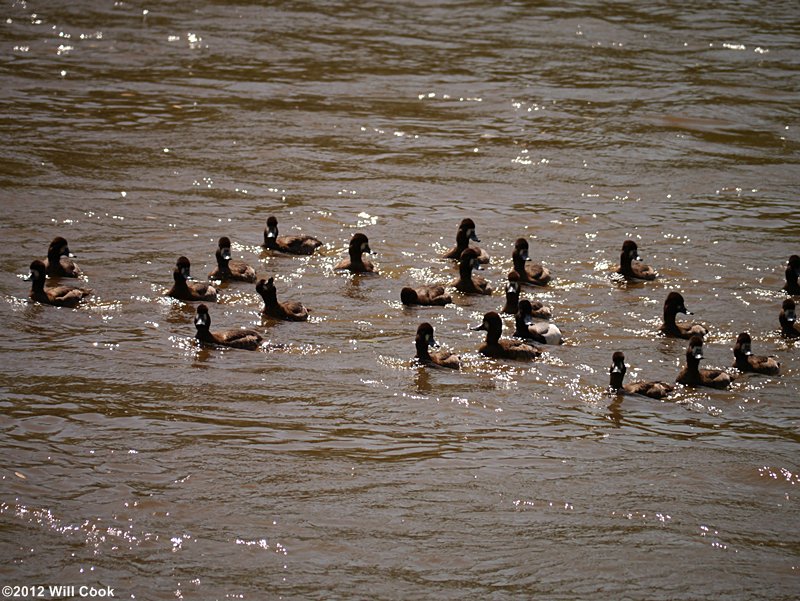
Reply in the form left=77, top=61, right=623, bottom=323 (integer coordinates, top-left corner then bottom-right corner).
left=262, top=216, right=322, bottom=255
left=732, top=332, right=780, bottom=375
left=209, top=236, right=257, bottom=282
left=513, top=299, right=562, bottom=345
left=676, top=335, right=732, bottom=389
left=779, top=298, right=800, bottom=338
left=401, top=285, right=452, bottom=306
left=616, top=240, right=656, bottom=280
left=472, top=311, right=542, bottom=360
left=334, top=233, right=376, bottom=273
left=168, top=256, right=218, bottom=302
left=660, top=292, right=708, bottom=339
left=783, top=255, right=800, bottom=295
left=194, top=303, right=263, bottom=350
left=501, top=274, right=521, bottom=315
left=256, top=277, right=309, bottom=321
left=509, top=238, right=551, bottom=286
left=44, top=236, right=81, bottom=278
left=443, top=218, right=490, bottom=263
left=414, top=322, right=461, bottom=369
left=609, top=351, right=674, bottom=399
left=25, top=259, right=91, bottom=307
left=451, top=248, right=492, bottom=295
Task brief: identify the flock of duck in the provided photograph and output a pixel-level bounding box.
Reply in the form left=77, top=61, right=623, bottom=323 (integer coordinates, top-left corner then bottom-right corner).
left=23, top=217, right=800, bottom=399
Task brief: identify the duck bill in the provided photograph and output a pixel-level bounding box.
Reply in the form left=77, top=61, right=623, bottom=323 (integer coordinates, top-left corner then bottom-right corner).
left=221, top=248, right=232, bottom=260
left=469, top=230, right=480, bottom=242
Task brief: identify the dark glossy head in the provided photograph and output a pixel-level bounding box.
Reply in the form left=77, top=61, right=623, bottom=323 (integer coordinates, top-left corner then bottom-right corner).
left=48, top=236, right=75, bottom=258
left=349, top=233, right=371, bottom=254
left=664, top=291, right=691, bottom=315
left=459, top=247, right=482, bottom=271
left=517, top=299, right=533, bottom=322
left=734, top=332, right=752, bottom=355
left=783, top=298, right=796, bottom=322
left=175, top=256, right=191, bottom=279
left=266, top=216, right=279, bottom=238
left=457, top=218, right=479, bottom=242
left=415, top=322, right=436, bottom=347
left=688, top=335, right=704, bottom=360
left=25, top=259, right=46, bottom=282
left=788, top=255, right=800, bottom=271
left=621, top=240, right=640, bottom=260
left=194, top=303, right=211, bottom=328
left=610, top=351, right=627, bottom=374
left=472, top=311, right=502, bottom=333
left=400, top=287, right=419, bottom=305
left=217, top=236, right=232, bottom=260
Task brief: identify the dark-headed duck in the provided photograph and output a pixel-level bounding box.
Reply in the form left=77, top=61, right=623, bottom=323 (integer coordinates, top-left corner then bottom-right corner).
left=676, top=335, right=732, bottom=389
left=472, top=311, right=542, bottom=361
left=779, top=298, right=800, bottom=338
left=256, top=277, right=309, bottom=321
left=44, top=236, right=81, bottom=278
left=25, top=259, right=91, bottom=307
left=263, top=216, right=322, bottom=255
left=451, top=248, right=492, bottom=295
left=616, top=240, right=656, bottom=280
left=401, top=285, right=452, bottom=306
left=334, top=233, right=376, bottom=273
left=209, top=237, right=257, bottom=282
left=660, top=292, right=708, bottom=339
left=414, top=322, right=460, bottom=369
left=732, top=332, right=780, bottom=375
left=502, top=274, right=521, bottom=315
left=514, top=299, right=562, bottom=345
left=443, top=218, right=489, bottom=263
left=609, top=351, right=674, bottom=399
left=168, top=256, right=217, bottom=302
left=509, top=238, right=551, bottom=286
left=194, top=304, right=263, bottom=350
left=784, top=255, right=800, bottom=295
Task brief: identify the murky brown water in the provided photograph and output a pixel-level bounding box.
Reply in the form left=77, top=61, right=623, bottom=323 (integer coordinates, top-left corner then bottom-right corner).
left=1, top=1, right=799, bottom=599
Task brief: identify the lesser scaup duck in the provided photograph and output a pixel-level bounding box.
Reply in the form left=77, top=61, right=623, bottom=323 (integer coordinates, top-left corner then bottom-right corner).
left=168, top=256, right=218, bottom=302
left=784, top=255, right=800, bottom=295
left=334, top=233, right=376, bottom=273
left=401, top=285, right=452, bottom=306
left=256, top=277, right=309, bottom=321
left=502, top=274, right=521, bottom=315
left=44, top=236, right=81, bottom=278
left=194, top=304, right=263, bottom=350
left=509, top=238, right=551, bottom=286
left=25, top=259, right=91, bottom=307
left=451, top=248, right=492, bottom=295
left=513, top=299, right=563, bottom=345
left=732, top=332, right=780, bottom=375
left=779, top=298, right=800, bottom=338
left=414, top=322, right=461, bottom=369
left=263, top=216, right=322, bottom=255
left=616, top=240, right=656, bottom=280
left=660, top=292, right=708, bottom=339
left=472, top=311, right=542, bottom=361
left=209, top=236, right=257, bottom=283
left=676, top=335, right=732, bottom=389
left=443, top=218, right=490, bottom=263
left=609, top=351, right=674, bottom=399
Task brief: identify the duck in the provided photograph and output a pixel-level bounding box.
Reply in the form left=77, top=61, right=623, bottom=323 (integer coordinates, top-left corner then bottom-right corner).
left=616, top=240, right=656, bottom=280
left=256, top=277, right=309, bottom=321
left=472, top=311, right=542, bottom=360
left=414, top=322, right=461, bottom=369
left=783, top=254, right=800, bottom=295
left=732, top=332, right=780, bottom=375
left=676, top=335, right=732, bottom=389
left=194, top=304, right=263, bottom=350
left=167, top=256, right=218, bottom=302
left=451, top=248, right=492, bottom=295
left=25, top=259, right=91, bottom=307
left=513, top=299, right=562, bottom=345
left=334, top=233, right=376, bottom=273
left=609, top=351, right=674, bottom=399
left=501, top=274, right=521, bottom=315
left=209, top=236, right=257, bottom=282
left=660, top=291, right=708, bottom=339
left=262, top=216, right=322, bottom=255
left=779, top=298, right=800, bottom=338
left=509, top=238, right=551, bottom=286
left=443, top=218, right=490, bottom=263
left=401, top=285, right=452, bottom=306
left=44, top=236, right=81, bottom=278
